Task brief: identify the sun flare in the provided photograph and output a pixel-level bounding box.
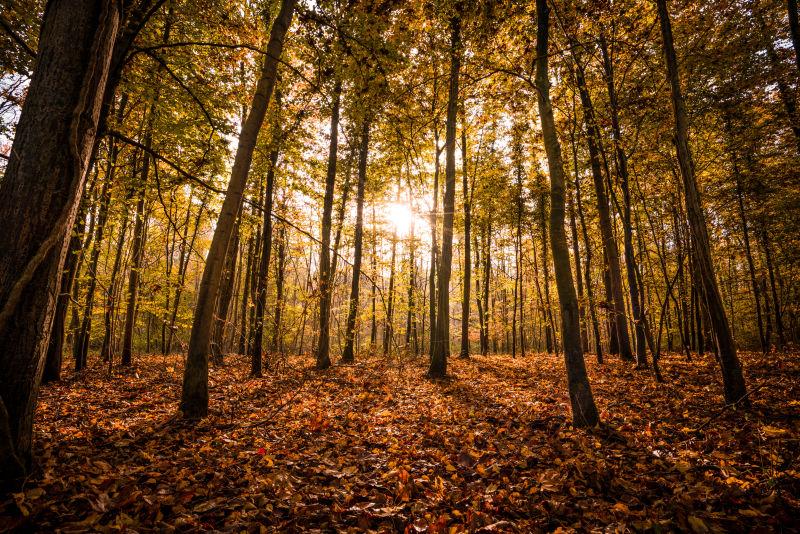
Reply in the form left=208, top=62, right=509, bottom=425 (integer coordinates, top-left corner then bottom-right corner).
left=386, top=202, right=415, bottom=237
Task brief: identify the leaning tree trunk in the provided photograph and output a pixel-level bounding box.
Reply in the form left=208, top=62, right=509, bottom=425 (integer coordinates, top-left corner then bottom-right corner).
left=0, top=0, right=122, bottom=484
left=657, top=0, right=747, bottom=404
left=181, top=0, right=295, bottom=419
left=342, top=120, right=370, bottom=363
left=430, top=12, right=461, bottom=378
left=535, top=0, right=599, bottom=428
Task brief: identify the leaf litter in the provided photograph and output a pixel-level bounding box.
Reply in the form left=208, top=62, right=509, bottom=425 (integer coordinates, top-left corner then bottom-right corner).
left=1, top=351, right=799, bottom=532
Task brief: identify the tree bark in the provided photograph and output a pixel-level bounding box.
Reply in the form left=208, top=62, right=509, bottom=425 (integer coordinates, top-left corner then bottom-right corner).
left=181, top=0, right=295, bottom=418
left=0, top=0, right=122, bottom=483
left=657, top=0, right=747, bottom=404
left=535, top=0, right=599, bottom=427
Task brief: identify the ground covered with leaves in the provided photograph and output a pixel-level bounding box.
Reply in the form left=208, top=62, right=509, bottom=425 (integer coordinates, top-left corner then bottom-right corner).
left=1, top=350, right=799, bottom=532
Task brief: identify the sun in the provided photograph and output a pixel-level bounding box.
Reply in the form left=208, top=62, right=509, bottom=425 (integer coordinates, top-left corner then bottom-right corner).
left=386, top=202, right=414, bottom=237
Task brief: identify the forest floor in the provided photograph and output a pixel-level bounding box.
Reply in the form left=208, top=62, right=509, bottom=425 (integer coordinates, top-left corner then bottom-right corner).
left=1, top=350, right=799, bottom=532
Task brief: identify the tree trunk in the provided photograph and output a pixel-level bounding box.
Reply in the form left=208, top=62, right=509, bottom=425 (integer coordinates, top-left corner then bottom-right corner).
left=384, top=218, right=398, bottom=356
left=460, top=106, right=471, bottom=359
left=272, top=222, right=288, bottom=354
left=181, top=0, right=295, bottom=418
left=166, top=194, right=204, bottom=354
left=567, top=135, right=588, bottom=353
left=430, top=12, right=461, bottom=378
left=599, top=35, right=647, bottom=368
left=342, top=121, right=370, bottom=363
left=121, top=153, right=149, bottom=367
left=789, top=0, right=800, bottom=74
left=657, top=0, right=748, bottom=404
left=535, top=0, right=599, bottom=427
left=573, top=55, right=633, bottom=362
left=102, top=207, right=129, bottom=363
left=42, top=224, right=83, bottom=383
left=74, top=149, right=115, bottom=368
left=250, top=101, right=282, bottom=375
left=0, top=0, right=122, bottom=483
left=726, top=118, right=766, bottom=352
left=316, top=80, right=341, bottom=370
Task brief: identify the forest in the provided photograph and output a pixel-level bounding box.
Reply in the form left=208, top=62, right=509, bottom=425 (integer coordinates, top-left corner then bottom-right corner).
left=0, top=0, right=799, bottom=531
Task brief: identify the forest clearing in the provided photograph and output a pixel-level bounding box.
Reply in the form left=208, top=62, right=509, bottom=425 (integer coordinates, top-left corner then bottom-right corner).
left=2, top=0, right=800, bottom=530
left=1, top=351, right=798, bottom=531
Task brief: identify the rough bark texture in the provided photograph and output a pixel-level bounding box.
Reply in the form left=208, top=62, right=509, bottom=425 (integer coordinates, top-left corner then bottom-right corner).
left=181, top=0, right=295, bottom=418
left=0, top=0, right=121, bottom=483
left=657, top=0, right=747, bottom=404
left=535, top=0, right=599, bottom=428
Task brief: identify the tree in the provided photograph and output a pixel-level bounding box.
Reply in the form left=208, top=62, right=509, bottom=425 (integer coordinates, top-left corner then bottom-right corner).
left=535, top=0, right=599, bottom=427
left=180, top=0, right=296, bottom=418
left=430, top=7, right=461, bottom=378
left=0, top=0, right=124, bottom=484
left=656, top=0, right=747, bottom=404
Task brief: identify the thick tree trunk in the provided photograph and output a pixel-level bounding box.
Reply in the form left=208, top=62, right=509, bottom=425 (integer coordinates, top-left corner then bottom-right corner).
left=0, top=0, right=122, bottom=483
left=535, top=0, right=599, bottom=427
left=316, top=81, right=341, bottom=370
left=181, top=0, right=295, bottom=418
left=657, top=0, right=747, bottom=404
left=430, top=13, right=461, bottom=378
left=342, top=121, right=370, bottom=363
